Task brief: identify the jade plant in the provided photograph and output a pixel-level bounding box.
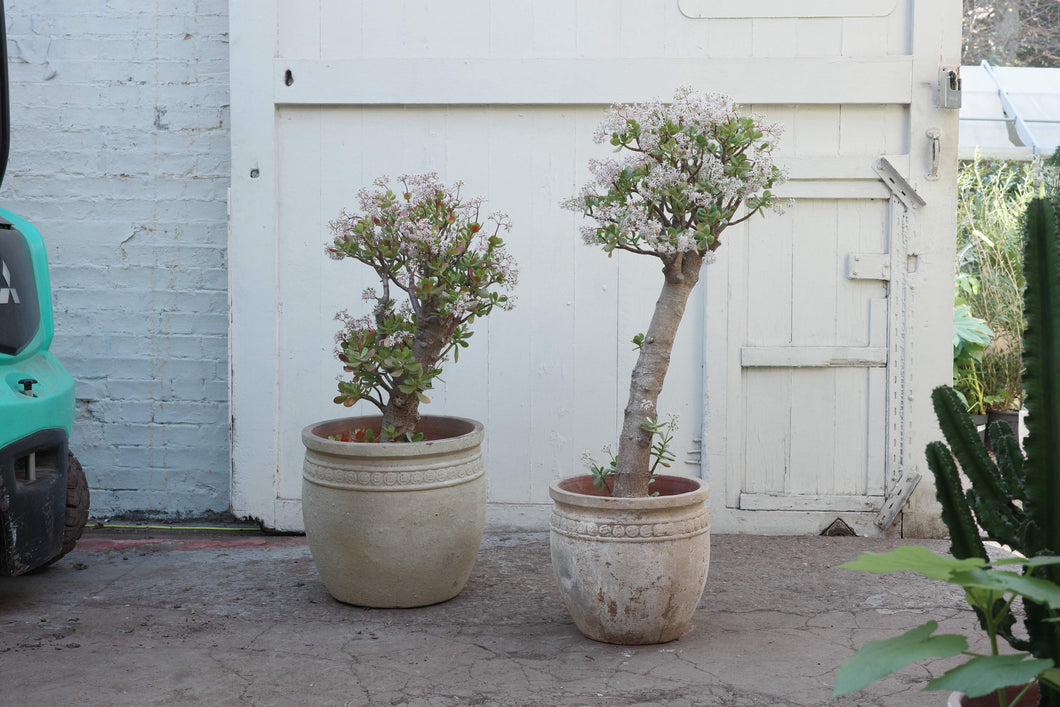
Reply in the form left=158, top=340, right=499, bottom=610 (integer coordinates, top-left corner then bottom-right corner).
left=563, top=86, right=787, bottom=497
left=327, top=173, right=517, bottom=441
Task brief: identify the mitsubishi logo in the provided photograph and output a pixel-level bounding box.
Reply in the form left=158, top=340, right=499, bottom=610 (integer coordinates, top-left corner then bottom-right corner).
left=0, top=259, right=20, bottom=304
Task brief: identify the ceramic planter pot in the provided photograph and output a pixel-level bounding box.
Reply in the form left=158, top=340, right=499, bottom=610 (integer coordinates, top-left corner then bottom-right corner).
left=972, top=414, right=988, bottom=444
left=302, top=415, right=486, bottom=608
left=947, top=682, right=1039, bottom=706
left=549, top=474, right=710, bottom=645
left=985, top=408, right=1027, bottom=451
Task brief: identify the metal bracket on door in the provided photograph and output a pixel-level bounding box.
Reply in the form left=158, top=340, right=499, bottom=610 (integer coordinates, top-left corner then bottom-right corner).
left=847, top=253, right=891, bottom=281
left=874, top=470, right=921, bottom=530
left=926, top=129, right=942, bottom=181
left=873, top=158, right=926, bottom=209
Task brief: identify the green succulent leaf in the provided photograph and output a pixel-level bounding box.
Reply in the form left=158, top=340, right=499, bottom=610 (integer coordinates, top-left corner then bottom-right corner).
left=833, top=621, right=967, bottom=697
left=952, top=568, right=1060, bottom=610
left=953, top=304, right=993, bottom=363
left=1040, top=667, right=1060, bottom=690
left=837, top=545, right=986, bottom=581
left=924, top=654, right=1052, bottom=698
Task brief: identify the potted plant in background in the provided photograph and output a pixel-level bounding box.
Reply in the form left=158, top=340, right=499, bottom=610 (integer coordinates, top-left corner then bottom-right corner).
left=954, top=156, right=1040, bottom=443
left=554, top=86, right=786, bottom=644
left=835, top=197, right=1060, bottom=706
left=302, top=173, right=517, bottom=608
left=953, top=271, right=994, bottom=440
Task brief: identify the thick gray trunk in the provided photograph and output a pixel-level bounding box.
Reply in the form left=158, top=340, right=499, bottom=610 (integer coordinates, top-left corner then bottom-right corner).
left=380, top=314, right=454, bottom=440
left=612, top=252, right=703, bottom=497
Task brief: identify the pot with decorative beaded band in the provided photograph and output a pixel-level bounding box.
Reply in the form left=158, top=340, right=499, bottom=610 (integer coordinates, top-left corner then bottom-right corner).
left=549, top=475, right=711, bottom=644
left=302, top=415, right=485, bottom=608
left=303, top=173, right=516, bottom=608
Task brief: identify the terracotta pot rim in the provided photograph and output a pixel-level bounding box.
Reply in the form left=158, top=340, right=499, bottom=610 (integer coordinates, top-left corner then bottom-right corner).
left=549, top=474, right=709, bottom=510
left=302, top=414, right=484, bottom=456
left=947, top=681, right=1040, bottom=707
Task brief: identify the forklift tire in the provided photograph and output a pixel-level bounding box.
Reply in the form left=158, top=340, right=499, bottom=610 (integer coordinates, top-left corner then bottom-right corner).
left=60, top=453, right=90, bottom=558
left=29, top=453, right=90, bottom=571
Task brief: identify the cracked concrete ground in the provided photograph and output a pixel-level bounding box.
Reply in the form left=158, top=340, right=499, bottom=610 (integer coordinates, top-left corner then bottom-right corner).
left=0, top=529, right=991, bottom=706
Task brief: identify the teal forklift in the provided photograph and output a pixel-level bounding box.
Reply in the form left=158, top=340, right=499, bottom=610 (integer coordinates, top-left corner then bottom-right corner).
left=0, top=0, right=89, bottom=575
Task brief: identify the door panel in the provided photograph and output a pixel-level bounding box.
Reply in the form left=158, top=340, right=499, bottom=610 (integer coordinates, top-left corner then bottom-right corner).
left=230, top=0, right=961, bottom=533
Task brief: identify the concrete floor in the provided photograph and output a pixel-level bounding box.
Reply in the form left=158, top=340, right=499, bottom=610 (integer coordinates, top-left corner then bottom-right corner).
left=0, top=528, right=988, bottom=706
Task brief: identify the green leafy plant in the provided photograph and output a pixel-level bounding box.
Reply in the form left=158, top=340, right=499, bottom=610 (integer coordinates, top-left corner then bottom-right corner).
left=834, top=546, right=1060, bottom=705
left=955, top=157, right=1054, bottom=412
left=327, top=173, right=517, bottom=441
left=847, top=196, right=1055, bottom=703
left=919, top=197, right=1060, bottom=706
left=563, top=86, right=787, bottom=497
left=954, top=272, right=997, bottom=414
left=328, top=426, right=424, bottom=443
left=585, top=415, right=678, bottom=496
left=837, top=198, right=1060, bottom=705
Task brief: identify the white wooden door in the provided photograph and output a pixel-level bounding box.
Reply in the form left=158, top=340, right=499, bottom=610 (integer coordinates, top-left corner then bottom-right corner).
left=698, top=2, right=961, bottom=534
left=229, top=0, right=961, bottom=533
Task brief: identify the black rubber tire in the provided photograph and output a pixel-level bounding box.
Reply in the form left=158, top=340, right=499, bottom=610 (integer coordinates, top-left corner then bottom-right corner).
left=59, top=452, right=90, bottom=558
left=26, top=453, right=90, bottom=572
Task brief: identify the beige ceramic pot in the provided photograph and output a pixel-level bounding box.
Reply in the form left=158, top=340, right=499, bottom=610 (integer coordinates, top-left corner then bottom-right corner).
left=549, top=474, right=710, bottom=645
left=947, top=683, right=1039, bottom=706
left=302, top=415, right=486, bottom=608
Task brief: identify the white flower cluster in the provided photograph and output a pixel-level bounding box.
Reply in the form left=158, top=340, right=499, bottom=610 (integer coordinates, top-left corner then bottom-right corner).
left=329, top=172, right=518, bottom=322
left=564, top=86, right=787, bottom=260
left=333, top=309, right=372, bottom=347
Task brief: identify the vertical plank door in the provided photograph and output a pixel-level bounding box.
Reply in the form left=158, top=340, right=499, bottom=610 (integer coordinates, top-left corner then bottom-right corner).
left=229, top=0, right=961, bottom=533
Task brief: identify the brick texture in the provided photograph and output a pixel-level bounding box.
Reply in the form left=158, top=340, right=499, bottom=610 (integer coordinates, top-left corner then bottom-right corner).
left=2, top=0, right=231, bottom=518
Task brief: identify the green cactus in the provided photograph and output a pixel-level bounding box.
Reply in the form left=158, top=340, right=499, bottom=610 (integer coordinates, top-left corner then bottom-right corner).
left=927, top=198, right=1060, bottom=705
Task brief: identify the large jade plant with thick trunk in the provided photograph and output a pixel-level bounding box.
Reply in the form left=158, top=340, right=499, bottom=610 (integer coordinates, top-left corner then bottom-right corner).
left=327, top=173, right=516, bottom=441
left=563, top=86, right=787, bottom=497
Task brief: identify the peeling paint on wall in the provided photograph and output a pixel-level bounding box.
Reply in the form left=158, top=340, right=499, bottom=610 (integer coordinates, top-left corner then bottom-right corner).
left=2, top=0, right=231, bottom=518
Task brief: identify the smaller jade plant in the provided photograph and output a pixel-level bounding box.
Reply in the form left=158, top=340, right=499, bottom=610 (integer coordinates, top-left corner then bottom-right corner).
left=327, top=173, right=517, bottom=442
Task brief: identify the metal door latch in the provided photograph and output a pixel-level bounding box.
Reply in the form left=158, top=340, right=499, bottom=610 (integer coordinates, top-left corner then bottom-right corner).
left=926, top=129, right=941, bottom=181
left=938, top=67, right=962, bottom=109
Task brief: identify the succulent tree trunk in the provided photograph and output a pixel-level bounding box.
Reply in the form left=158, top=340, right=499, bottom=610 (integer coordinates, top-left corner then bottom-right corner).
left=612, top=252, right=703, bottom=497
left=381, top=314, right=455, bottom=440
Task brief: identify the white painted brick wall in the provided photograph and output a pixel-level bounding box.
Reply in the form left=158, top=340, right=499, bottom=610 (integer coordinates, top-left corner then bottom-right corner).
left=2, top=0, right=231, bottom=517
